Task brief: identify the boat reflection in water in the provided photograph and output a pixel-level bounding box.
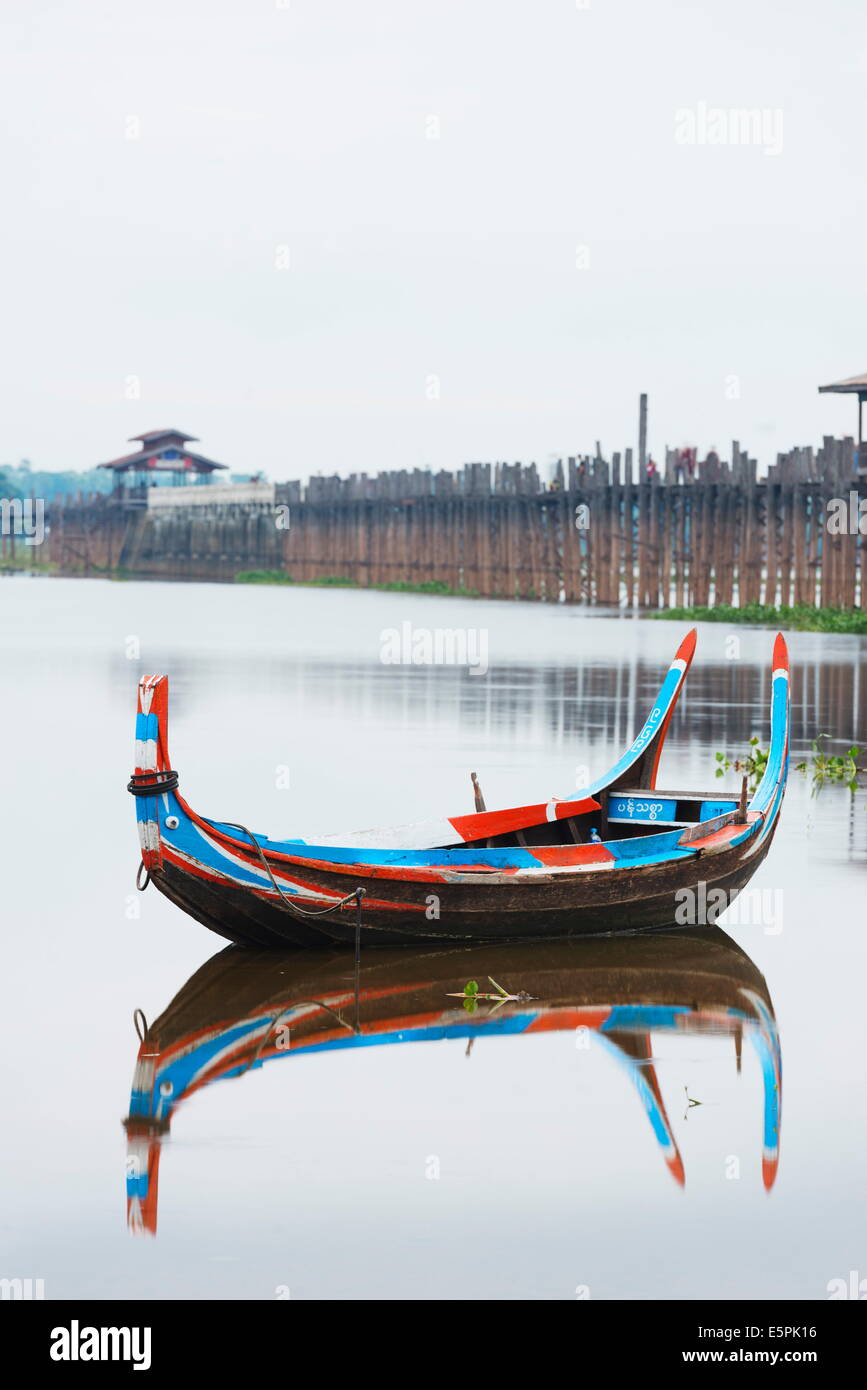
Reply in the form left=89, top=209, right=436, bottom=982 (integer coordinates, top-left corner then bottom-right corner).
left=124, top=926, right=782, bottom=1235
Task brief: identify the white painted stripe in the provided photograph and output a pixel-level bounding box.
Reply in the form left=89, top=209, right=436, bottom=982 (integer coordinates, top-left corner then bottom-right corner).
left=137, top=819, right=160, bottom=852
left=167, top=838, right=336, bottom=903
left=139, top=738, right=157, bottom=772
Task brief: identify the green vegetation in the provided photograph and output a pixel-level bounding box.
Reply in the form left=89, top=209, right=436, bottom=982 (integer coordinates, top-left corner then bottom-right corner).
left=379, top=578, right=480, bottom=597
left=714, top=737, right=768, bottom=791
left=0, top=460, right=112, bottom=501
left=448, top=977, right=532, bottom=1015
left=716, top=735, right=863, bottom=795
left=0, top=467, right=24, bottom=501
left=234, top=570, right=480, bottom=596
left=654, top=603, right=867, bottom=635
left=234, top=570, right=352, bottom=586
left=0, top=555, right=57, bottom=576
left=795, top=736, right=862, bottom=794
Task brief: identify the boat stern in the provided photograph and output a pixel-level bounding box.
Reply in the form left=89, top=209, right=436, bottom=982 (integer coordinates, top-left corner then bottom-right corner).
left=748, top=633, right=791, bottom=821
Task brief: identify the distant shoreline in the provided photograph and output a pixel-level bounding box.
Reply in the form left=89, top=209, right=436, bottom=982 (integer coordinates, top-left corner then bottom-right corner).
left=234, top=569, right=483, bottom=598
left=6, top=564, right=867, bottom=634
left=652, top=603, right=867, bottom=635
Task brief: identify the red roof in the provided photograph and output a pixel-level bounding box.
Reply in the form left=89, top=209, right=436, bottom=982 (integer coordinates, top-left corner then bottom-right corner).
left=99, top=447, right=227, bottom=472
left=128, top=428, right=199, bottom=444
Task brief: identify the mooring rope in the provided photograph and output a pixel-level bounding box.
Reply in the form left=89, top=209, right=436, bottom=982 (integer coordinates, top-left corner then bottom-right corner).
left=221, top=821, right=365, bottom=921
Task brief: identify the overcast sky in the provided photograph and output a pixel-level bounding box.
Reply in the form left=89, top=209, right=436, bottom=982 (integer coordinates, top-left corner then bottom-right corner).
left=2, top=0, right=865, bottom=482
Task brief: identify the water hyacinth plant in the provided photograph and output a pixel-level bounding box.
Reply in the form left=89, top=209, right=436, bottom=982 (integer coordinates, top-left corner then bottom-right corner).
left=795, top=736, right=861, bottom=794
left=716, top=736, right=863, bottom=795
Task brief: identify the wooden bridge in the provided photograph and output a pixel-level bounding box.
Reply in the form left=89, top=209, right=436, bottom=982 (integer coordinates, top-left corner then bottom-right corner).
left=44, top=434, right=866, bottom=608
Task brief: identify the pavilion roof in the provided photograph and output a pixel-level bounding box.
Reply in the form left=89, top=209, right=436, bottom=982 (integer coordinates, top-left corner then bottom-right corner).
left=818, top=373, right=867, bottom=394
left=128, top=428, right=199, bottom=444
left=99, top=447, right=227, bottom=472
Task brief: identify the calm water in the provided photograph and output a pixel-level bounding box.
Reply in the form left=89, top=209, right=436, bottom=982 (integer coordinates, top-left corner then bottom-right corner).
left=1, top=576, right=865, bottom=1300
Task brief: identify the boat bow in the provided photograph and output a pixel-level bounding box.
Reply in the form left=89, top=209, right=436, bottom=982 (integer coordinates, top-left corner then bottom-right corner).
left=130, top=675, right=174, bottom=872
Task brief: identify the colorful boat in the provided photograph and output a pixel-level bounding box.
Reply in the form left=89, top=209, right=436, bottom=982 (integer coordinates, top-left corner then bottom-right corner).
left=124, top=929, right=783, bottom=1235
left=127, top=630, right=790, bottom=946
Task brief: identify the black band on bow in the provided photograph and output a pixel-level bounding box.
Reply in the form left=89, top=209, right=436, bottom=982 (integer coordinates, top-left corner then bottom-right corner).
left=127, top=770, right=179, bottom=797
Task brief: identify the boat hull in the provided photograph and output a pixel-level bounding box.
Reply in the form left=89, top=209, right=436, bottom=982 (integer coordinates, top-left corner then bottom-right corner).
left=149, top=817, right=780, bottom=947
left=131, top=631, right=790, bottom=950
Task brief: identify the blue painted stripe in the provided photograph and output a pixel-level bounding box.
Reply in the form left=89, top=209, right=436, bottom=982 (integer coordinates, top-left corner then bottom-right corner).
left=594, top=1032, right=675, bottom=1150
left=130, top=1018, right=269, bottom=1112
left=605, top=828, right=697, bottom=864
left=135, top=796, right=159, bottom=825
left=723, top=988, right=781, bottom=1156
left=563, top=662, right=685, bottom=802
left=750, top=673, right=789, bottom=814
left=130, top=1002, right=773, bottom=1125
left=162, top=794, right=710, bottom=879
left=755, top=771, right=787, bottom=846
left=601, top=1005, right=690, bottom=1031
left=126, top=1172, right=150, bottom=1200
left=162, top=801, right=293, bottom=888
left=749, top=1027, right=781, bottom=1151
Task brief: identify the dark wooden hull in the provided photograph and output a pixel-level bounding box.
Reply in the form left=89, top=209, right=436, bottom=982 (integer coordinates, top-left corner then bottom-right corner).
left=150, top=818, right=780, bottom=948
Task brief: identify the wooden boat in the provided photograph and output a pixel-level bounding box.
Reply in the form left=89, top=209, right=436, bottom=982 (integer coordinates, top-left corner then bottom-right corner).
left=124, top=929, right=782, bottom=1234
left=128, top=630, right=790, bottom=946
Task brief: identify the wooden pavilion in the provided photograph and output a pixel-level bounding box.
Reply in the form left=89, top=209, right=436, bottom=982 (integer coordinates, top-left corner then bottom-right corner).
left=99, top=429, right=228, bottom=494
left=818, top=373, right=867, bottom=450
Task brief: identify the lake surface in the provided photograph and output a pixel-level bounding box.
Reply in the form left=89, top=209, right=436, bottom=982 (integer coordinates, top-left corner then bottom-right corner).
left=2, top=576, right=865, bottom=1300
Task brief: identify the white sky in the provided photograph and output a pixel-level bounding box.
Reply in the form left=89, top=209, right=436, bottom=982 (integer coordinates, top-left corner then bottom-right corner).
left=2, top=0, right=865, bottom=481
